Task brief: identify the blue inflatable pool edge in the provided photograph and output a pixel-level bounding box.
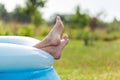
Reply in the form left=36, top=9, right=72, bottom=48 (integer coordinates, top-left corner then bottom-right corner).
left=0, top=67, right=60, bottom=80
left=0, top=36, right=61, bottom=80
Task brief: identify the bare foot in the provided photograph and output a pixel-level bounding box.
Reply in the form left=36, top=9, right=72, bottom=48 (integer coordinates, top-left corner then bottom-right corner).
left=42, top=16, right=64, bottom=46
left=34, top=16, right=64, bottom=48
left=41, top=34, right=69, bottom=59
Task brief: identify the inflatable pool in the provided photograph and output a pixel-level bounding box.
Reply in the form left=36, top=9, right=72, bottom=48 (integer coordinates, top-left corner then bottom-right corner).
left=0, top=36, right=61, bottom=80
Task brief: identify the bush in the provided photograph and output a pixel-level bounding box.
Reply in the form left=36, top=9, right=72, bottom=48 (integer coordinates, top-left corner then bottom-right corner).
left=17, top=25, right=34, bottom=36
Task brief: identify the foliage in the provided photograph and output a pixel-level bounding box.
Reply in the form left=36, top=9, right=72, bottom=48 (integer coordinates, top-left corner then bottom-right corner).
left=106, top=18, right=120, bottom=32
left=49, top=6, right=90, bottom=29
left=0, top=3, right=31, bottom=23
left=17, top=25, right=34, bottom=36
left=0, top=1, right=120, bottom=45
left=11, top=6, right=31, bottom=23
left=24, top=0, right=46, bottom=15
left=0, top=4, right=8, bottom=21
left=70, top=6, right=90, bottom=28
left=31, top=10, right=44, bottom=27
left=23, top=0, right=47, bottom=26
left=0, top=0, right=47, bottom=26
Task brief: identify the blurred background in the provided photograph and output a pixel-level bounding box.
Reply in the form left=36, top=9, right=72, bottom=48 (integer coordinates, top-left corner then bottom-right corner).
left=0, top=0, right=120, bottom=80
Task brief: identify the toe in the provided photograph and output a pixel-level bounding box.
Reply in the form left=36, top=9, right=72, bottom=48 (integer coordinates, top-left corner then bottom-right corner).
left=60, top=38, right=69, bottom=49
left=57, top=16, right=61, bottom=21
left=62, top=34, right=68, bottom=39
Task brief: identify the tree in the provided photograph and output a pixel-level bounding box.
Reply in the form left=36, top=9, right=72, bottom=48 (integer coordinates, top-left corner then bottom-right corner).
left=49, top=6, right=90, bottom=28
left=89, top=11, right=106, bottom=31
left=107, top=18, right=120, bottom=32
left=0, top=3, right=8, bottom=21
left=11, top=6, right=31, bottom=23
left=24, top=0, right=47, bottom=26
left=70, top=6, right=90, bottom=28
left=32, top=10, right=43, bottom=26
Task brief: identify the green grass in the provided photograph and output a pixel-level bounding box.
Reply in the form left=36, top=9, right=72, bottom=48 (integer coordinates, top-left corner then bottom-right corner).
left=54, top=40, right=120, bottom=80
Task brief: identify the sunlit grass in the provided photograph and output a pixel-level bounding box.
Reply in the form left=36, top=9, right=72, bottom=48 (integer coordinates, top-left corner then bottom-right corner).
left=55, top=40, right=120, bottom=80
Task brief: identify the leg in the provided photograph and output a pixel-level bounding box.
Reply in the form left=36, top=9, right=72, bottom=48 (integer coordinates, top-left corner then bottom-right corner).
left=33, top=16, right=69, bottom=59
left=33, top=16, right=64, bottom=48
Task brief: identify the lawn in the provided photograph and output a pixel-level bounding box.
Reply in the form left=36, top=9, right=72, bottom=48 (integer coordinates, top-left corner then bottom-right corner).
left=54, top=40, right=120, bottom=80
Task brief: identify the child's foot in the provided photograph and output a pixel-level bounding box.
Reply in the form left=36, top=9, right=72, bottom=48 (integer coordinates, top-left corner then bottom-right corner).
left=41, top=34, right=69, bottom=59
